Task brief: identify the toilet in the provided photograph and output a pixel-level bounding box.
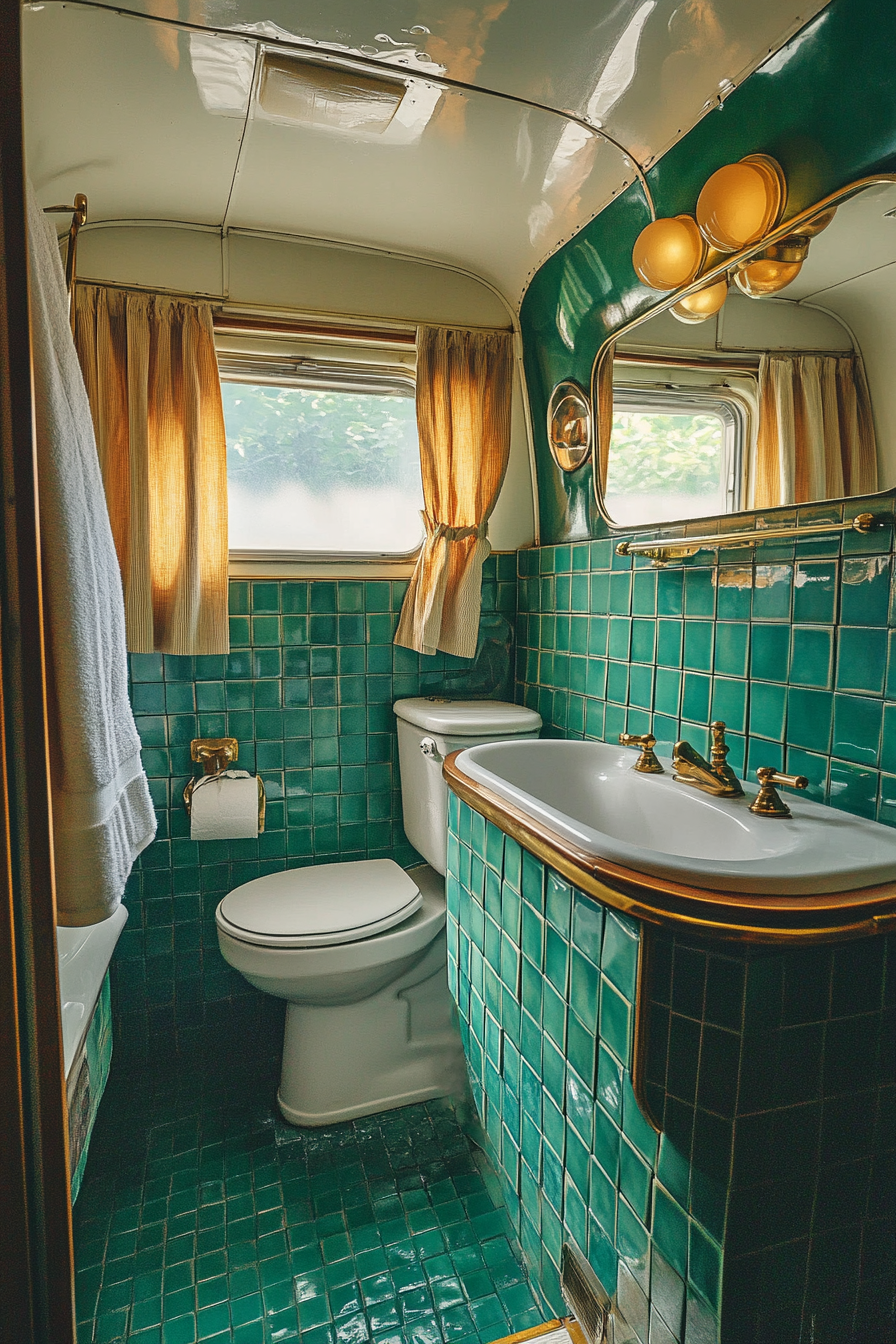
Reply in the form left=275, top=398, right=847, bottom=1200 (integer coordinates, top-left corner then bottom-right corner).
left=215, top=697, right=542, bottom=1126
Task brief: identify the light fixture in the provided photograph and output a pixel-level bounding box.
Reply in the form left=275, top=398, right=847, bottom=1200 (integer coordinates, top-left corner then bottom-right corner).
left=631, top=215, right=706, bottom=291
left=696, top=154, right=786, bottom=252
left=670, top=275, right=729, bottom=323
left=733, top=236, right=808, bottom=297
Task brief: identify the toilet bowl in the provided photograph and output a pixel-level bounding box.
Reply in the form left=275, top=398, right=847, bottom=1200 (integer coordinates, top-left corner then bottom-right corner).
left=216, top=697, right=541, bottom=1126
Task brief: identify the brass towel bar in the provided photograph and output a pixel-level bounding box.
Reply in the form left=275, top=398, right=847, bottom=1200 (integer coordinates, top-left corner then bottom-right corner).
left=615, top=510, right=891, bottom=566
left=43, top=193, right=87, bottom=330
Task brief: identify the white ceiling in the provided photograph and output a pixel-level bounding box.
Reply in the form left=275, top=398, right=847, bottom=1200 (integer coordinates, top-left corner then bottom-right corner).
left=23, top=0, right=831, bottom=304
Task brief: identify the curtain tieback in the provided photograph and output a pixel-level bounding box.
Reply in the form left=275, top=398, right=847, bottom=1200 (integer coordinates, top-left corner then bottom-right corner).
left=422, top=513, right=487, bottom=543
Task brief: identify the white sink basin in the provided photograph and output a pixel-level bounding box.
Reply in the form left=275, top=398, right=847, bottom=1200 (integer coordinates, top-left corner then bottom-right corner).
left=455, top=739, right=896, bottom=895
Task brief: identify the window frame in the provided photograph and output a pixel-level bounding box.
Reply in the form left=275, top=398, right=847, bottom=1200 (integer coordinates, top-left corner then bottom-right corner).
left=218, top=351, right=425, bottom=569
left=602, top=382, right=749, bottom=527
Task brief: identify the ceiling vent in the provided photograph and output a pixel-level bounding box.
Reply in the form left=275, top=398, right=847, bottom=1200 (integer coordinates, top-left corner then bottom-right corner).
left=258, top=53, right=406, bottom=134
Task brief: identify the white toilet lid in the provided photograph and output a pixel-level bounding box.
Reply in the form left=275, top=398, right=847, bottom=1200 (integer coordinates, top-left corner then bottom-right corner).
left=216, top=859, right=422, bottom=947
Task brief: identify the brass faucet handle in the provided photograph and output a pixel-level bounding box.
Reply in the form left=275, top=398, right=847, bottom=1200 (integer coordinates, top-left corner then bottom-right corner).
left=749, top=766, right=808, bottom=818
left=709, top=720, right=731, bottom=768
left=618, top=732, right=664, bottom=774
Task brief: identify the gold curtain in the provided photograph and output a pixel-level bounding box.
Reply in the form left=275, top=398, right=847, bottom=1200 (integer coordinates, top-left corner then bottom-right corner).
left=74, top=285, right=229, bottom=654
left=752, top=353, right=878, bottom=509
left=395, top=325, right=513, bottom=658
left=594, top=341, right=616, bottom=494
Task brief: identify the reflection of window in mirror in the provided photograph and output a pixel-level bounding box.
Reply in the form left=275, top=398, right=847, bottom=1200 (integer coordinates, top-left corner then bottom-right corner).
left=606, top=386, right=745, bottom=526
left=600, top=180, right=896, bottom=529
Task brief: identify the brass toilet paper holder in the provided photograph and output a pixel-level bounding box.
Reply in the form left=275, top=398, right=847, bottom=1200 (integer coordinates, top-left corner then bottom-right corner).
left=183, top=737, right=266, bottom=832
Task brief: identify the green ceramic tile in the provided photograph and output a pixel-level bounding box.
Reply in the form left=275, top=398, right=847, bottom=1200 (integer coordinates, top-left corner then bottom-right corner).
left=683, top=622, right=713, bottom=673
left=715, top=568, right=752, bottom=620
left=836, top=626, right=886, bottom=694
left=840, top=556, right=890, bottom=625
left=654, top=669, right=681, bottom=720
left=752, top=564, right=793, bottom=620
left=710, top=679, right=747, bottom=735
left=789, top=625, right=834, bottom=689
left=607, top=662, right=629, bottom=705
left=828, top=760, right=878, bottom=819
left=750, top=623, right=789, bottom=682
left=608, top=618, right=632, bottom=661
left=628, top=664, right=654, bottom=711
left=831, top=694, right=882, bottom=766
left=656, top=569, right=684, bottom=617
left=681, top=674, right=710, bottom=725
left=784, top=747, right=829, bottom=803
left=631, top=619, right=656, bottom=664
left=713, top=623, right=749, bottom=678
left=786, top=688, right=832, bottom=754
left=599, top=977, right=631, bottom=1067
left=657, top=620, right=683, bottom=668
left=632, top=570, right=657, bottom=616
left=684, top=568, right=716, bottom=619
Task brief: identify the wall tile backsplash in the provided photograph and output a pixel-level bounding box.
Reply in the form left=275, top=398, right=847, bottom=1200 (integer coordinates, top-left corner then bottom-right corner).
left=515, top=501, right=896, bottom=824
left=119, top=558, right=516, bottom=1061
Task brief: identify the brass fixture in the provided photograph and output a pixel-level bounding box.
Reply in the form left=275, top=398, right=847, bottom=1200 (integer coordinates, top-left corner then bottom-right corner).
left=183, top=737, right=267, bottom=832
left=750, top=767, right=808, bottom=818
left=547, top=380, right=592, bottom=472
left=43, top=192, right=87, bottom=330
left=190, top=736, right=239, bottom=774
left=615, top=511, right=890, bottom=565
left=673, top=721, right=744, bottom=798
left=618, top=732, right=664, bottom=774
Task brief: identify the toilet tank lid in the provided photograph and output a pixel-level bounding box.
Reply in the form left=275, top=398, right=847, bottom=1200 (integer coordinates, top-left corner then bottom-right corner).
left=217, top=859, right=421, bottom=943
left=393, top=698, right=542, bottom=736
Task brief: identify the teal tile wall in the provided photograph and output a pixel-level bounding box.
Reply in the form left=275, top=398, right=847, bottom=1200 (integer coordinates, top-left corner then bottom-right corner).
left=444, top=796, right=723, bottom=1344
left=515, top=500, right=896, bottom=825
left=118, top=558, right=516, bottom=1062
left=646, top=930, right=894, bottom=1344
left=444, top=799, right=895, bottom=1344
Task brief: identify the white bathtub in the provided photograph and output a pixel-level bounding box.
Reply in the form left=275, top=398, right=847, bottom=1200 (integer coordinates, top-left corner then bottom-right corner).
left=56, top=906, right=127, bottom=1079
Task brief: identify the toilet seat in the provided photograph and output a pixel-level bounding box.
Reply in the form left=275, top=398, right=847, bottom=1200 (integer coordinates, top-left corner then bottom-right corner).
left=215, top=858, right=422, bottom=948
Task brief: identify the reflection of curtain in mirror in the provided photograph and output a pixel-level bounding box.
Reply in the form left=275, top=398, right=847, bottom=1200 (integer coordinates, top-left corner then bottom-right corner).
left=75, top=284, right=229, bottom=654
left=595, top=341, right=616, bottom=493
left=751, top=353, right=878, bottom=508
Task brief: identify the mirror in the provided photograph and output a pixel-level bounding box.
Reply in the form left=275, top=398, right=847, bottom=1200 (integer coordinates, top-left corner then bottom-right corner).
left=593, top=175, right=896, bottom=530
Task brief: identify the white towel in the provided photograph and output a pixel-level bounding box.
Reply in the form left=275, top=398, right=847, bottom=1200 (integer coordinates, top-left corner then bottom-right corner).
left=27, top=184, right=156, bottom=925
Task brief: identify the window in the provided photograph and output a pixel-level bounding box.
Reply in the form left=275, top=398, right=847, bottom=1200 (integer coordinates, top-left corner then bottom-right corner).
left=219, top=354, right=424, bottom=557
left=604, top=387, right=744, bottom=527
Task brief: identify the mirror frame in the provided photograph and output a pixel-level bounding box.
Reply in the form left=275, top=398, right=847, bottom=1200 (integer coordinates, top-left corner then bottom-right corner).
left=590, top=172, right=896, bottom=535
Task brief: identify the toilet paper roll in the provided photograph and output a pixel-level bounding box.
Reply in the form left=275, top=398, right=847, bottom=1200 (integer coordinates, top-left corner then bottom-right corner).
left=190, top=770, right=260, bottom=840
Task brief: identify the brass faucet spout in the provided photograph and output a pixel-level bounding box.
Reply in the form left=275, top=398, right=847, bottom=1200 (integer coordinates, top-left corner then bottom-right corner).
left=672, top=721, right=744, bottom=798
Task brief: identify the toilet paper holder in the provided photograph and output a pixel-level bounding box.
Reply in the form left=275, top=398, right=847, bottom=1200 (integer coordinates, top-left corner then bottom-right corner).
left=183, top=737, right=266, bottom=832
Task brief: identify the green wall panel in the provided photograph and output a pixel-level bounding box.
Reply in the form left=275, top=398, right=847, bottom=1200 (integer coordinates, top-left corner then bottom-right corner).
left=520, top=0, right=896, bottom=543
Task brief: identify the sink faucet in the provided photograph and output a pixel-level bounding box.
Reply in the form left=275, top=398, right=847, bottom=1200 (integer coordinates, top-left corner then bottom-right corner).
left=673, top=721, right=744, bottom=798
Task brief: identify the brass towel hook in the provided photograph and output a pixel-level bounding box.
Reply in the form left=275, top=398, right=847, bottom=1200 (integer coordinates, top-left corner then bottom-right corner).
left=43, top=192, right=88, bottom=330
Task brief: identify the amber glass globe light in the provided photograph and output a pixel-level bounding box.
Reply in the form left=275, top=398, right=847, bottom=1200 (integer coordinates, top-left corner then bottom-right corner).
left=696, top=154, right=786, bottom=252
left=733, top=256, right=803, bottom=297
left=632, top=215, right=705, bottom=290
left=670, top=276, right=729, bottom=324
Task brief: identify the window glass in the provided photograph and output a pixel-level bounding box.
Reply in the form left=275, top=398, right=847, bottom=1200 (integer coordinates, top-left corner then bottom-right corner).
left=221, top=373, right=424, bottom=555
left=604, top=393, right=740, bottom=526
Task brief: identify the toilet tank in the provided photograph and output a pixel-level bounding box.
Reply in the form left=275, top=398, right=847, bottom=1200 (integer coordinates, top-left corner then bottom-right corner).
left=393, top=698, right=542, bottom=875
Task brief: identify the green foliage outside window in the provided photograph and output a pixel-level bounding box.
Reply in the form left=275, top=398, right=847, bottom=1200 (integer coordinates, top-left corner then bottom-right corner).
left=605, top=411, right=724, bottom=497
left=221, top=382, right=419, bottom=495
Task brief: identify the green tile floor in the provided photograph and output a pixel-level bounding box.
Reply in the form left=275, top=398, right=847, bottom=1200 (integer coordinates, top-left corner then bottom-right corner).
left=74, top=1048, right=541, bottom=1344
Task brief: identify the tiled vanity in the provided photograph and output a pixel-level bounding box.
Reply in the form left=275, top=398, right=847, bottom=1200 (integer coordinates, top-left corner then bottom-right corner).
left=444, top=795, right=895, bottom=1344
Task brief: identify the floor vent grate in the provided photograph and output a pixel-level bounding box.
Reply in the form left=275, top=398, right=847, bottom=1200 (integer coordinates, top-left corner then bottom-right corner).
left=560, top=1242, right=612, bottom=1344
